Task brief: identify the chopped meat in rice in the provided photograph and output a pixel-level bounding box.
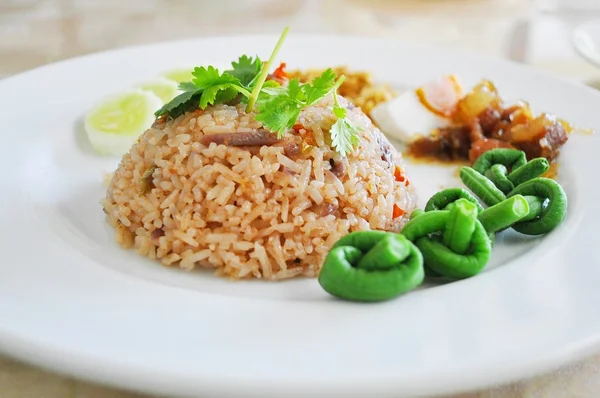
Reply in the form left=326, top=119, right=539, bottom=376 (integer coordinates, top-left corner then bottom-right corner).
left=199, top=129, right=282, bottom=147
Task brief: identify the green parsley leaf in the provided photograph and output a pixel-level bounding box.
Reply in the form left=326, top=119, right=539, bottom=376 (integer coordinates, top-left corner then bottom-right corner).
left=286, top=78, right=305, bottom=103
left=252, top=79, right=281, bottom=104
left=332, top=105, right=347, bottom=119
left=154, top=90, right=199, bottom=118
left=190, top=66, right=250, bottom=109
left=215, top=87, right=240, bottom=104
left=255, top=94, right=301, bottom=137
left=227, top=55, right=261, bottom=86
left=178, top=81, right=198, bottom=92
left=302, top=68, right=337, bottom=105
left=199, top=84, right=231, bottom=108
left=254, top=70, right=339, bottom=139
left=192, top=66, right=239, bottom=89
left=156, top=66, right=253, bottom=119
left=330, top=117, right=361, bottom=157
left=262, top=80, right=283, bottom=90
left=254, top=78, right=314, bottom=138
left=328, top=74, right=361, bottom=156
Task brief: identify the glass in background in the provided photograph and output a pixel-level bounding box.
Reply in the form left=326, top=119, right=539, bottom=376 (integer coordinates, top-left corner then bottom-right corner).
left=536, top=0, right=600, bottom=13
left=321, top=0, right=536, bottom=60
left=534, top=0, right=600, bottom=82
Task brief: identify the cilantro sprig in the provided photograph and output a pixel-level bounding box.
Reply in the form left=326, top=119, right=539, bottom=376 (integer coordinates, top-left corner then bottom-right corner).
left=153, top=27, right=361, bottom=156
left=155, top=28, right=289, bottom=120
left=154, top=60, right=257, bottom=120
left=254, top=69, right=337, bottom=136
left=255, top=71, right=362, bottom=155
left=227, top=55, right=262, bottom=86
left=330, top=76, right=361, bottom=156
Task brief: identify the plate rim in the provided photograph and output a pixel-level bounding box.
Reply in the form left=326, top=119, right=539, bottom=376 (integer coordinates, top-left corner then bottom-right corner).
left=2, top=33, right=600, bottom=398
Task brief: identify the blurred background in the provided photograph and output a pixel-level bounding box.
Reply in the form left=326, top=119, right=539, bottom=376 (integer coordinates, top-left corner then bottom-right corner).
left=2, top=0, right=600, bottom=86
left=2, top=0, right=600, bottom=397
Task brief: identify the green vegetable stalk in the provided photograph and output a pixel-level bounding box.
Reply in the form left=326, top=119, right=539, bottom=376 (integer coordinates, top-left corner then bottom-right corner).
left=460, top=166, right=506, bottom=206
left=508, top=177, right=567, bottom=235
left=425, top=188, right=484, bottom=213
left=319, top=233, right=424, bottom=302
left=477, top=195, right=530, bottom=234
left=507, top=157, right=550, bottom=186
left=245, top=27, right=289, bottom=113
left=318, top=148, right=569, bottom=302
left=403, top=200, right=492, bottom=279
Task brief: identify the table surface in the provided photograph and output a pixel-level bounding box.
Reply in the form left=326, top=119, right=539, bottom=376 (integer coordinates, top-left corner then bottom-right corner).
left=2, top=0, right=600, bottom=397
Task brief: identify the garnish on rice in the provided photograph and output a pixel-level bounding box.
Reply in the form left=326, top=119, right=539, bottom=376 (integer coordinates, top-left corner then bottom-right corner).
left=154, top=27, right=362, bottom=155
left=103, top=28, right=415, bottom=282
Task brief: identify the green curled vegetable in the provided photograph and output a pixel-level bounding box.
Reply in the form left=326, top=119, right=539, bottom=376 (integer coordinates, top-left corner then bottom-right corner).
left=402, top=210, right=450, bottom=242
left=357, top=234, right=410, bottom=271
left=402, top=200, right=492, bottom=279
left=403, top=209, right=457, bottom=277
left=508, top=177, right=567, bottom=235
left=443, top=199, right=478, bottom=254
left=424, top=188, right=484, bottom=213
left=424, top=266, right=444, bottom=278
left=415, top=221, right=491, bottom=279
left=460, top=166, right=506, bottom=206
left=473, top=148, right=527, bottom=175
left=319, top=233, right=424, bottom=302
left=477, top=194, right=530, bottom=234
left=410, top=209, right=425, bottom=220
left=332, top=230, right=390, bottom=251
left=484, top=164, right=514, bottom=194
left=507, top=157, right=550, bottom=186
left=520, top=195, right=545, bottom=222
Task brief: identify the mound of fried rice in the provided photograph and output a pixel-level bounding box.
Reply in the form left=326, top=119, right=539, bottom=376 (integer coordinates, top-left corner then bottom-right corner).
left=102, top=95, right=417, bottom=280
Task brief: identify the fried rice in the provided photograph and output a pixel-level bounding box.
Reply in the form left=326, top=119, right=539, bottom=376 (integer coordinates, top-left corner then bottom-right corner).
left=102, top=95, right=417, bottom=280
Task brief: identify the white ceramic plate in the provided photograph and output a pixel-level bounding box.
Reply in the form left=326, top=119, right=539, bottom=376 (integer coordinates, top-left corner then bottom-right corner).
left=1, top=35, right=599, bottom=398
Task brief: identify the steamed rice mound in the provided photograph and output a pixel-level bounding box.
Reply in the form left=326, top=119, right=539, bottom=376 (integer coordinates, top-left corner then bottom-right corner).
left=103, top=95, right=417, bottom=280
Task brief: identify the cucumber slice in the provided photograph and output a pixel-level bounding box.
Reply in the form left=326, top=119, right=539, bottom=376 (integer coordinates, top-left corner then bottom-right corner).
left=135, top=77, right=180, bottom=103
left=161, top=66, right=195, bottom=84
left=84, top=89, right=162, bottom=156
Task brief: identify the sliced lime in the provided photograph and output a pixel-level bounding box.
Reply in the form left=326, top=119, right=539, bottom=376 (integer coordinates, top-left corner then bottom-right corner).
left=135, top=77, right=180, bottom=103
left=85, top=89, right=162, bottom=156
left=161, top=66, right=195, bottom=84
